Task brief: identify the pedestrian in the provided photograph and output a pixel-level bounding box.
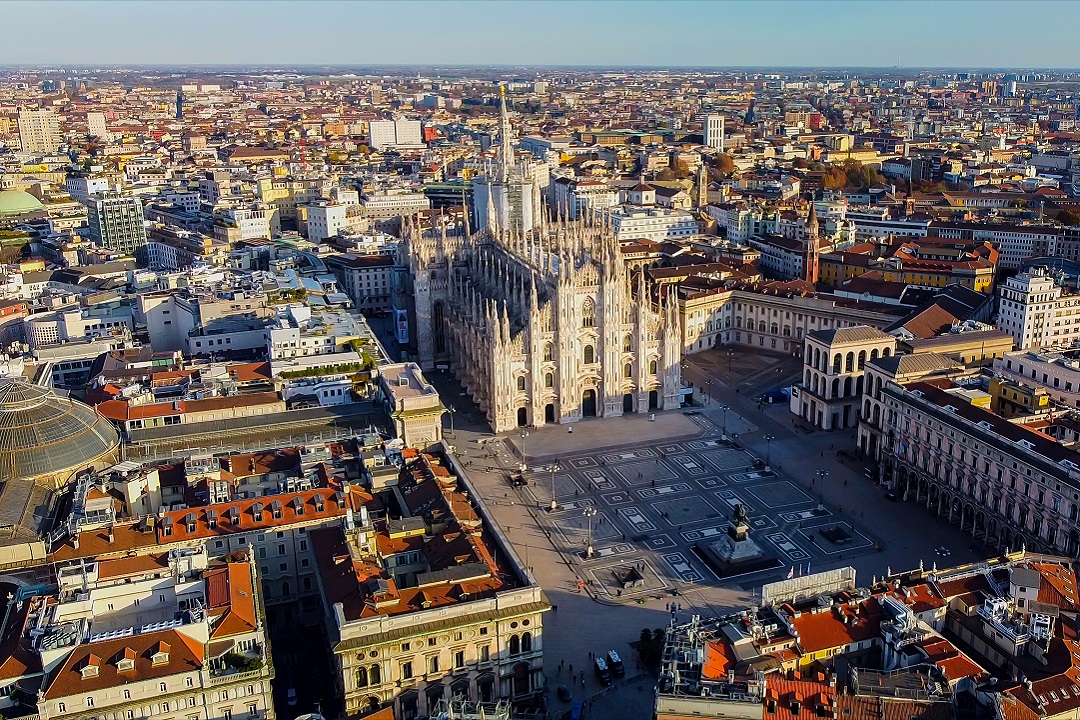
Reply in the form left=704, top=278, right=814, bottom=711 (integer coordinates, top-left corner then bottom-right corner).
left=553, top=604, right=559, bottom=613
left=651, top=479, right=656, bottom=488
left=589, top=651, right=593, bottom=661
left=638, top=471, right=642, bottom=479
left=569, top=664, right=573, bottom=674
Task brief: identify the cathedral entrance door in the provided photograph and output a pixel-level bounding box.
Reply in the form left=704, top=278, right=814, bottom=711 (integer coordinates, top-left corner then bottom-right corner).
left=582, top=389, right=597, bottom=418
left=517, top=407, right=528, bottom=427
left=544, top=404, right=555, bottom=423
left=623, top=394, right=634, bottom=413
left=648, top=390, right=659, bottom=410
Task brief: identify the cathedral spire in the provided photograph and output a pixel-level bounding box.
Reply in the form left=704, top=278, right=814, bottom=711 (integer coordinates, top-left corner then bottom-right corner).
left=486, top=181, right=498, bottom=236
left=499, top=84, right=514, bottom=182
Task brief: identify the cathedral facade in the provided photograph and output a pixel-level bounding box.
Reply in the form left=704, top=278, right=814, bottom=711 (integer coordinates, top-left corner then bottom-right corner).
left=406, top=212, right=683, bottom=432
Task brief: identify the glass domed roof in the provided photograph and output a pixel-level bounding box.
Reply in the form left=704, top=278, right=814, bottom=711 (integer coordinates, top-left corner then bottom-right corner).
left=0, top=188, right=44, bottom=217
left=0, top=378, right=119, bottom=483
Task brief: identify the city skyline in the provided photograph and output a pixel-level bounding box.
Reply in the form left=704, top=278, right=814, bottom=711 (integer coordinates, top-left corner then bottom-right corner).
left=4, top=0, right=1080, bottom=69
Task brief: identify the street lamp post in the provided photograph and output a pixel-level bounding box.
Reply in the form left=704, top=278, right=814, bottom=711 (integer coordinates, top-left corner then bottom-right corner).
left=727, top=349, right=735, bottom=372
left=549, top=462, right=560, bottom=512
left=519, top=430, right=529, bottom=472
left=815, top=468, right=829, bottom=506
left=764, top=434, right=775, bottom=466
left=718, top=404, right=730, bottom=436
left=447, top=405, right=456, bottom=435
left=583, top=507, right=597, bottom=559
left=705, top=379, right=713, bottom=405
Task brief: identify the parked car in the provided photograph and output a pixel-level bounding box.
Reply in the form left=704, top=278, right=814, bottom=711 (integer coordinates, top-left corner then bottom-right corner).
left=570, top=702, right=584, bottom=720
left=508, top=472, right=527, bottom=487
left=286, top=688, right=298, bottom=707
left=557, top=685, right=573, bottom=703
left=607, top=650, right=625, bottom=677
left=885, top=492, right=898, bottom=502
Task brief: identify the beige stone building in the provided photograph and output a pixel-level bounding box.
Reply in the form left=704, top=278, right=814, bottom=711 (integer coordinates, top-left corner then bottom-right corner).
left=792, top=326, right=897, bottom=430
left=312, top=446, right=549, bottom=719
left=857, top=352, right=967, bottom=459
left=879, top=379, right=1080, bottom=556
left=378, top=362, right=445, bottom=447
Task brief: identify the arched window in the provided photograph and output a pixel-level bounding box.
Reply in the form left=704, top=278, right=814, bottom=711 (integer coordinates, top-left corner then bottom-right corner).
left=522, top=632, right=532, bottom=652
left=870, top=348, right=879, bottom=360
left=758, top=321, right=766, bottom=332
left=805, top=369, right=811, bottom=386
left=857, top=350, right=866, bottom=370
left=370, top=664, right=381, bottom=685
left=831, top=378, right=840, bottom=398
left=517, top=375, right=526, bottom=392
left=356, top=666, right=369, bottom=687
left=583, top=345, right=595, bottom=364
left=509, top=635, right=520, bottom=655
left=833, top=354, right=842, bottom=373
left=281, top=582, right=290, bottom=597
left=882, top=347, right=892, bottom=358
left=543, top=343, right=553, bottom=362
left=582, top=298, right=595, bottom=327
left=545, top=373, right=554, bottom=388
left=649, top=359, right=658, bottom=374
left=845, top=352, right=855, bottom=372
left=624, top=363, right=633, bottom=378
left=623, top=335, right=632, bottom=352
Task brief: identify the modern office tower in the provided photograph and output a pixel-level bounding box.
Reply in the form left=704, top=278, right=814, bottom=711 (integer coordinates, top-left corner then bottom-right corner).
left=176, top=89, right=184, bottom=119
left=88, top=193, right=148, bottom=255
left=17, top=108, right=62, bottom=153
left=704, top=114, right=725, bottom=150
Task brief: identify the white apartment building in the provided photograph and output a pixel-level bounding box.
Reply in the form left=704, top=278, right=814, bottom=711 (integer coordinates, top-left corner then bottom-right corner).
left=704, top=114, right=725, bottom=150
left=551, top=177, right=619, bottom=219
left=934, top=222, right=1062, bottom=270
left=306, top=203, right=348, bottom=242
left=65, top=175, right=110, bottom=203
left=706, top=204, right=773, bottom=243
left=995, top=349, right=1080, bottom=410
left=267, top=306, right=362, bottom=360
left=607, top=207, right=698, bottom=242
left=845, top=207, right=931, bottom=240
left=158, top=189, right=202, bottom=213
left=360, top=190, right=430, bottom=219
left=18, top=107, right=62, bottom=153
left=368, top=119, right=423, bottom=150
left=997, top=269, right=1080, bottom=350
left=24, top=305, right=134, bottom=350
left=18, top=548, right=275, bottom=720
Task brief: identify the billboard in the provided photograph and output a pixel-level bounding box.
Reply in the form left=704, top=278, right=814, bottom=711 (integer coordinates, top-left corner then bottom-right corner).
left=394, top=308, right=409, bottom=345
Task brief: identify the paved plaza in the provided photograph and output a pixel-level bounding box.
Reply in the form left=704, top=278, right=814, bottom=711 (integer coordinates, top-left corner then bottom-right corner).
left=517, top=412, right=881, bottom=601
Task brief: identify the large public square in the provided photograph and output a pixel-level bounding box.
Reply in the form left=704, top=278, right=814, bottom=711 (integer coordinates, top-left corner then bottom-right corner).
left=431, top=346, right=988, bottom=720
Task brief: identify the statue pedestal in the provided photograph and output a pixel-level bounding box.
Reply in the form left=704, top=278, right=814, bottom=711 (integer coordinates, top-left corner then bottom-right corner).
left=693, top=521, right=780, bottom=578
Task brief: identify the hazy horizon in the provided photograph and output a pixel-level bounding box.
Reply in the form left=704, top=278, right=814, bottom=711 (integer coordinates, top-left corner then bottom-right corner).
left=2, top=0, right=1077, bottom=70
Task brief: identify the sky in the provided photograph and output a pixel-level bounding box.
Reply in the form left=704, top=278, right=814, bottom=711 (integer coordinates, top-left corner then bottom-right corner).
left=2, top=0, right=1078, bottom=69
